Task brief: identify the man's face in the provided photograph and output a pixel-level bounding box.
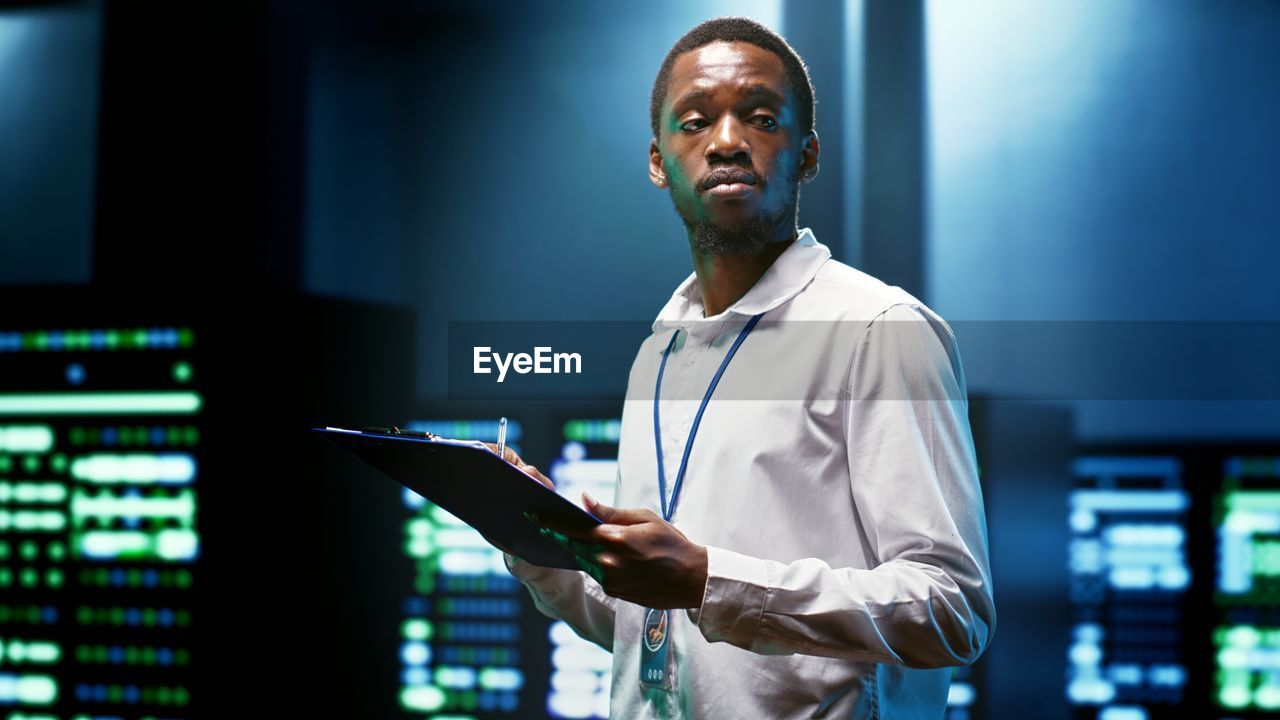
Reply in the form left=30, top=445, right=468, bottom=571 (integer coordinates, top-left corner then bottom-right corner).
left=650, top=41, right=818, bottom=254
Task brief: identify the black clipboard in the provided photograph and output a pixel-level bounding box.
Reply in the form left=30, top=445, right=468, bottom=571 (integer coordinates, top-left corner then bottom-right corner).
left=311, top=426, right=600, bottom=569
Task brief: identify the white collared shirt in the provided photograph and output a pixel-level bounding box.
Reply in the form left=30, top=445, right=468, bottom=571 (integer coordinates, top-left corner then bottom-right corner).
left=507, top=228, right=996, bottom=719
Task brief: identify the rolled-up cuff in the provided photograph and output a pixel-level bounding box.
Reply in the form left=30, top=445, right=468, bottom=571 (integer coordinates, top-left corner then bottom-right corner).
left=694, top=546, right=770, bottom=643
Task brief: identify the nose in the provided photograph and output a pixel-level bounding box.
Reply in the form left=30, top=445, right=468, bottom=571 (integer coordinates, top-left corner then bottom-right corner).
left=704, top=115, right=751, bottom=164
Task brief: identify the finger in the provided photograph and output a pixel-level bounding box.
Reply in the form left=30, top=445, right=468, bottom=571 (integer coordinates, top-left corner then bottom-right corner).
left=482, top=442, right=523, bottom=466
left=574, top=554, right=605, bottom=584
left=582, top=492, right=658, bottom=526
left=520, top=464, right=555, bottom=490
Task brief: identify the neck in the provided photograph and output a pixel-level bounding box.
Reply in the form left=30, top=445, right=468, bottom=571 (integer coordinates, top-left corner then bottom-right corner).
left=691, top=232, right=797, bottom=317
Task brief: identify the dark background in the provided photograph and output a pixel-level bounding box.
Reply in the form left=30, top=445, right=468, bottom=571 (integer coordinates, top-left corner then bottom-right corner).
left=2, top=1, right=1278, bottom=718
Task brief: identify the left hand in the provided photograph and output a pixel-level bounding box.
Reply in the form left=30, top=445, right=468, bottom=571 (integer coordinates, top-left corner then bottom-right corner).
left=529, top=493, right=709, bottom=610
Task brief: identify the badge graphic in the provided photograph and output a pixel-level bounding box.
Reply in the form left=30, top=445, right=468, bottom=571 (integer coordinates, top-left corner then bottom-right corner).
left=644, top=608, right=668, bottom=651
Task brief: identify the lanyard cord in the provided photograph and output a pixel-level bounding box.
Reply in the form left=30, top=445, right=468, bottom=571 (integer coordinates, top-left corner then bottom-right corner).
left=653, top=313, right=763, bottom=522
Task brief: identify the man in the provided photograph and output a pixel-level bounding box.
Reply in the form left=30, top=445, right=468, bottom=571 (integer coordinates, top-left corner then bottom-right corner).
left=495, top=17, right=995, bottom=718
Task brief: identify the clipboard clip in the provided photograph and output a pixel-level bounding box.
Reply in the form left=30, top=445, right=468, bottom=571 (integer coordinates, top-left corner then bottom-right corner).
left=361, top=425, right=439, bottom=440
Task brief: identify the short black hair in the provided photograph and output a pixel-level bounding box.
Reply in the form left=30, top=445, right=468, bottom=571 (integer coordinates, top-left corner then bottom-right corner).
left=649, top=17, right=816, bottom=140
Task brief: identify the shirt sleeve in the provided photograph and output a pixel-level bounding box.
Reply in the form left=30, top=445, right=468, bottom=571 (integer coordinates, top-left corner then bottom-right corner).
left=504, top=553, right=617, bottom=651
left=687, top=302, right=997, bottom=668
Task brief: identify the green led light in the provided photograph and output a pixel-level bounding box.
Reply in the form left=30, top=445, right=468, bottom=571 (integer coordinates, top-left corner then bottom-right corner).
left=22, top=456, right=39, bottom=473
left=0, top=569, right=12, bottom=587
left=0, top=425, right=54, bottom=453
left=1228, top=493, right=1280, bottom=513
left=172, top=361, right=193, bottom=384
left=20, top=542, right=37, bottom=560
left=0, top=455, right=10, bottom=472
left=401, top=686, right=446, bottom=712
left=403, top=618, right=432, bottom=640
left=563, top=418, right=622, bottom=443
left=13, top=674, right=56, bottom=704
left=19, top=569, right=37, bottom=588
left=178, top=328, right=194, bottom=347
left=0, top=392, right=204, bottom=416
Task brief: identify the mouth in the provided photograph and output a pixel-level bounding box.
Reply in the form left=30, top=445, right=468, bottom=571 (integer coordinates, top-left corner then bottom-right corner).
left=699, top=168, right=759, bottom=199
left=706, top=182, right=755, bottom=199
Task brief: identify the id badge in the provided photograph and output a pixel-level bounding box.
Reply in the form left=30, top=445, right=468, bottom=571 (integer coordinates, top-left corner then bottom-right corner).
left=639, top=608, right=671, bottom=689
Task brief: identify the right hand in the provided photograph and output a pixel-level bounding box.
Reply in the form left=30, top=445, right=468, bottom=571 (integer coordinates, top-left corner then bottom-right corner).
left=483, top=443, right=555, bottom=490
left=480, top=444, right=555, bottom=557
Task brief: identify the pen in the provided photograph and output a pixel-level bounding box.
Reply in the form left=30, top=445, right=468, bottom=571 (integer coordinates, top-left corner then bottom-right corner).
left=496, top=416, right=508, bottom=462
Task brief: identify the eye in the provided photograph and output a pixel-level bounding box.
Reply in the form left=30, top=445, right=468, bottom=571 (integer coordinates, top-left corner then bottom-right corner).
left=679, top=117, right=708, bottom=133
left=749, top=114, right=778, bottom=130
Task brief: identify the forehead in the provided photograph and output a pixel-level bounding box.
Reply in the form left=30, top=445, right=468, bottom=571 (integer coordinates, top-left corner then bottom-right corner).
left=667, top=41, right=789, bottom=106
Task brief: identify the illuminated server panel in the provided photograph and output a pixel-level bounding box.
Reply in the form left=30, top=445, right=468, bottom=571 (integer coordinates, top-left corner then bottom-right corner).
left=393, top=418, right=621, bottom=720
left=1068, top=457, right=1190, bottom=720
left=544, top=419, right=620, bottom=720
left=397, top=419, right=528, bottom=718
left=1214, top=456, right=1280, bottom=713
left=0, top=327, right=202, bottom=719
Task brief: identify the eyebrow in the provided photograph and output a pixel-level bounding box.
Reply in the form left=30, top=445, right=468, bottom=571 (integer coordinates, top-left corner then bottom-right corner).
left=670, top=83, right=787, bottom=114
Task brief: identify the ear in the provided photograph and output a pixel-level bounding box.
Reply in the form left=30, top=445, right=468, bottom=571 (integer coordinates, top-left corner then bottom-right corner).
left=649, top=138, right=667, bottom=188
left=799, top=130, right=820, bottom=183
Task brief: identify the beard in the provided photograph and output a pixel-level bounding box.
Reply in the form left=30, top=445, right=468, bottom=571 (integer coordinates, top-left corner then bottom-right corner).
left=684, top=205, right=791, bottom=256
left=669, top=167, right=800, bottom=256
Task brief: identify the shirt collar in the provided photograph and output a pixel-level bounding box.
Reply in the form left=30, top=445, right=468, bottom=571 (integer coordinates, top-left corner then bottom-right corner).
left=652, top=227, right=830, bottom=331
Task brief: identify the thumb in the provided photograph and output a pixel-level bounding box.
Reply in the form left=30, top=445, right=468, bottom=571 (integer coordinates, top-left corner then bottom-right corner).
left=583, top=492, right=653, bottom=526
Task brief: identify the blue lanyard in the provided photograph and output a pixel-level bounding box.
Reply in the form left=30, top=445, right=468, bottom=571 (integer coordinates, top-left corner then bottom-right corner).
left=653, top=313, right=763, bottom=522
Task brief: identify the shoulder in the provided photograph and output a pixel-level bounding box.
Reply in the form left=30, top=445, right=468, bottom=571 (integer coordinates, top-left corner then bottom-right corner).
left=789, top=257, right=946, bottom=327
left=802, top=260, right=962, bottom=378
